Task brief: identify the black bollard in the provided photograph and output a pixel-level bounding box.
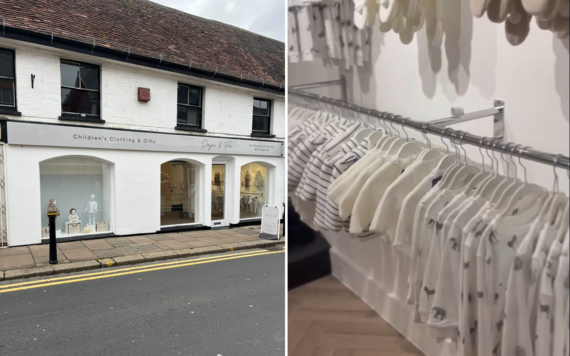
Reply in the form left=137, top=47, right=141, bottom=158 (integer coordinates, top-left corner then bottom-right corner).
left=282, top=203, right=286, bottom=237
left=47, top=212, right=58, bottom=264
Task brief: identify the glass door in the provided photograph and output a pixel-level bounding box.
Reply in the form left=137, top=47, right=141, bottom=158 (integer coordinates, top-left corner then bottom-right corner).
left=211, top=163, right=228, bottom=226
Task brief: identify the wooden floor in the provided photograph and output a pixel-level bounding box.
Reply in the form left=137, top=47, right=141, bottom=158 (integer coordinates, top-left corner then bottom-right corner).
left=289, top=276, right=424, bottom=356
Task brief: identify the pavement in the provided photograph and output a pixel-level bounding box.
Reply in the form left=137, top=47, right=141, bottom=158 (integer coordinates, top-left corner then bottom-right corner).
left=0, top=225, right=285, bottom=281
left=0, top=248, right=285, bottom=356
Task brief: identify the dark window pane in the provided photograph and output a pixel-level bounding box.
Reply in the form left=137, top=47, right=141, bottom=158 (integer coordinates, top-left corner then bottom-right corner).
left=178, top=85, right=188, bottom=105
left=253, top=99, right=260, bottom=115
left=83, top=91, right=99, bottom=115
left=252, top=117, right=258, bottom=131
left=259, top=117, right=269, bottom=132
left=61, top=88, right=99, bottom=115
left=177, top=105, right=188, bottom=123
left=0, top=50, right=14, bottom=78
left=187, top=107, right=201, bottom=126
left=0, top=78, right=14, bottom=106
left=61, top=62, right=80, bottom=88
left=260, top=101, right=269, bottom=116
left=188, top=87, right=201, bottom=106
left=80, top=65, right=99, bottom=90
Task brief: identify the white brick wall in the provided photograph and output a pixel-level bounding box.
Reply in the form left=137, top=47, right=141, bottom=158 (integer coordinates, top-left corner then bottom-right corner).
left=2, top=39, right=285, bottom=140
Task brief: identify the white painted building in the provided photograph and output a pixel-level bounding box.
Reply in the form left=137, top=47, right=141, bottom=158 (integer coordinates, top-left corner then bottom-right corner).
left=0, top=3, right=285, bottom=247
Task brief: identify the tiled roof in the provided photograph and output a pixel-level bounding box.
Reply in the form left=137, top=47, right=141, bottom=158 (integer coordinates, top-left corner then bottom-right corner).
left=0, top=0, right=285, bottom=87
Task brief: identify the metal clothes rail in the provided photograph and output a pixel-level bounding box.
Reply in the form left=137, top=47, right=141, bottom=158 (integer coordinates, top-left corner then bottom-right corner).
left=289, top=89, right=570, bottom=171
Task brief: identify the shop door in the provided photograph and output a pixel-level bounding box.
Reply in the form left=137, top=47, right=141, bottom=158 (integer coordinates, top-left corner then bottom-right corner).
left=211, top=163, right=228, bottom=227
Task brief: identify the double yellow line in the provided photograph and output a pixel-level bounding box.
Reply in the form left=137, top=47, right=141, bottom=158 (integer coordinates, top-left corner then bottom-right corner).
left=0, top=248, right=284, bottom=294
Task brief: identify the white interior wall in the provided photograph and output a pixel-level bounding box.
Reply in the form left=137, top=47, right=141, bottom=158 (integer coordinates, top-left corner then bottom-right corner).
left=6, top=145, right=284, bottom=246
left=290, top=11, right=569, bottom=356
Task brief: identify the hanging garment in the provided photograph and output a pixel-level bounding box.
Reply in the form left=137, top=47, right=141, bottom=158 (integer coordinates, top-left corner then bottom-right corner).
left=288, top=103, right=570, bottom=356
left=244, top=172, right=251, bottom=191
left=254, top=172, right=265, bottom=191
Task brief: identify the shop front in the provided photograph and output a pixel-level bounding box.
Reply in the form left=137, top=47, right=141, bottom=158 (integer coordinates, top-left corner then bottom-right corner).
left=1, top=120, right=284, bottom=246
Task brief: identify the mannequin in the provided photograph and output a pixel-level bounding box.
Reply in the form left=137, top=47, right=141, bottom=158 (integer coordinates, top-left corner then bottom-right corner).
left=68, top=208, right=80, bottom=223
left=84, top=194, right=98, bottom=224
left=47, top=198, right=60, bottom=216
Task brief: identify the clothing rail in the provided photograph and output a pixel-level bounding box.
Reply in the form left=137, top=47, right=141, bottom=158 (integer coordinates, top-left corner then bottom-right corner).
left=289, top=89, right=570, bottom=171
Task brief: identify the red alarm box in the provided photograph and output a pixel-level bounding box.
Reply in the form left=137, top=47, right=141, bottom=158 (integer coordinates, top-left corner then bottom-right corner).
left=138, top=87, right=151, bottom=102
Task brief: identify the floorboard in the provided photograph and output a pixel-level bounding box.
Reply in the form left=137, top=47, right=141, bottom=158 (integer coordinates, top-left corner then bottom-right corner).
left=289, top=276, right=424, bottom=356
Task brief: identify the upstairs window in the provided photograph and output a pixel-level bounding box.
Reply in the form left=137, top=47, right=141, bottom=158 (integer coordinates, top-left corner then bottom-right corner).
left=252, top=98, right=271, bottom=135
left=0, top=48, right=19, bottom=115
left=60, top=60, right=101, bottom=122
left=177, top=84, right=204, bottom=130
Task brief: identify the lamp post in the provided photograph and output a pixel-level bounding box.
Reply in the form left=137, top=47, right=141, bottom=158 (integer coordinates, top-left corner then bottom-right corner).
left=47, top=212, right=58, bottom=264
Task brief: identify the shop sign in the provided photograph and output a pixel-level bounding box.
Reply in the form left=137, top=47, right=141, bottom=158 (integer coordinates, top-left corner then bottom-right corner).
left=259, top=205, right=281, bottom=240
left=5, top=121, right=283, bottom=157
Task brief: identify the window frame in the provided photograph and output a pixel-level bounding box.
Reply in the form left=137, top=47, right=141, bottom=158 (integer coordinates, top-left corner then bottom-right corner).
left=175, top=83, right=207, bottom=133
left=251, top=98, right=274, bottom=137
left=0, top=47, right=21, bottom=116
left=59, top=59, right=104, bottom=123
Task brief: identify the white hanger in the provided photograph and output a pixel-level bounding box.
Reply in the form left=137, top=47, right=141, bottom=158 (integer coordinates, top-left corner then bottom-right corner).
left=491, top=143, right=526, bottom=206
left=416, top=123, right=443, bottom=161
left=474, top=139, right=514, bottom=200
left=443, top=131, right=481, bottom=190
left=463, top=137, right=495, bottom=196
left=435, top=129, right=462, bottom=187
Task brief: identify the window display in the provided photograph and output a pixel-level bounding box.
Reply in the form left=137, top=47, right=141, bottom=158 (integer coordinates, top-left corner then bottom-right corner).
left=211, top=164, right=226, bottom=221
left=160, top=161, right=198, bottom=226
left=240, top=163, right=268, bottom=219
left=40, top=157, right=111, bottom=238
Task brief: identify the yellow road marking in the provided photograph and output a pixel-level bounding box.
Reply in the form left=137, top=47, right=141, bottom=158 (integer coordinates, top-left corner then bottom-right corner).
left=0, top=249, right=272, bottom=290
left=0, top=250, right=284, bottom=294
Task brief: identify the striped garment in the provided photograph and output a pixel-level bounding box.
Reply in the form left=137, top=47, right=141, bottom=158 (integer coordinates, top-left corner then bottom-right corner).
left=296, top=122, right=363, bottom=204
left=287, top=114, right=339, bottom=193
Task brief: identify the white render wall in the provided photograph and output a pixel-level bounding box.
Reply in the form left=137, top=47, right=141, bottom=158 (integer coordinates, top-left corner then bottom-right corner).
left=5, top=144, right=285, bottom=246
left=1, top=39, right=285, bottom=140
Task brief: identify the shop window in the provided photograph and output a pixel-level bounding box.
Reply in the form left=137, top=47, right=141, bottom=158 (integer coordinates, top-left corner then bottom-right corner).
left=59, top=60, right=103, bottom=123
left=176, top=84, right=206, bottom=133
left=40, top=157, right=112, bottom=238
left=161, top=161, right=199, bottom=226
left=0, top=48, right=20, bottom=116
left=240, top=163, right=269, bottom=219
left=251, top=98, right=273, bottom=137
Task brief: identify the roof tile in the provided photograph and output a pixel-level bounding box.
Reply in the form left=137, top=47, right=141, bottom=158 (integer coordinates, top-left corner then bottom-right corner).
left=0, top=0, right=285, bottom=86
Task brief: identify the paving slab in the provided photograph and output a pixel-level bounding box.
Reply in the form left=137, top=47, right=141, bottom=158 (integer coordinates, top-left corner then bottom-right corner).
left=166, top=234, right=196, bottom=242
left=0, top=254, right=36, bottom=270
left=4, top=266, right=54, bottom=280
left=126, top=236, right=155, bottom=244
left=52, top=260, right=100, bottom=274
left=82, top=239, right=114, bottom=251
left=93, top=249, right=124, bottom=259
left=184, top=240, right=216, bottom=248
left=147, top=234, right=173, bottom=241
left=142, top=250, right=178, bottom=262
left=0, top=246, right=31, bottom=256
left=113, top=254, right=145, bottom=266
left=29, top=245, right=63, bottom=257
left=34, top=255, right=68, bottom=265
left=157, top=239, right=191, bottom=250
left=62, top=248, right=98, bottom=262
left=234, top=228, right=259, bottom=236
left=106, top=237, right=135, bottom=246
left=57, top=241, right=86, bottom=250
left=116, top=243, right=163, bottom=255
